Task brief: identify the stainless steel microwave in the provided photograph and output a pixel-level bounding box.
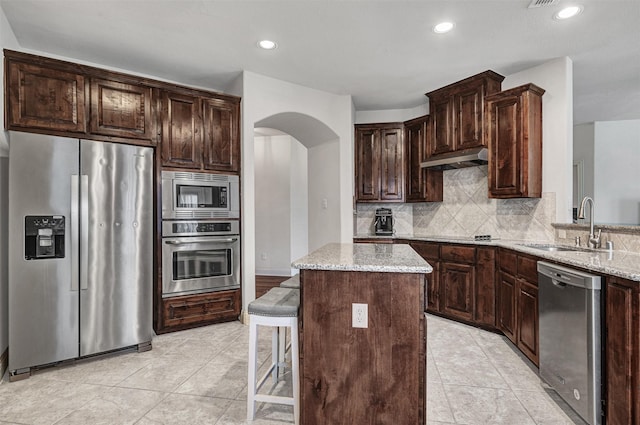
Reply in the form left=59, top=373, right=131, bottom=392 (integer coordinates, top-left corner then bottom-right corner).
left=161, top=171, right=240, bottom=219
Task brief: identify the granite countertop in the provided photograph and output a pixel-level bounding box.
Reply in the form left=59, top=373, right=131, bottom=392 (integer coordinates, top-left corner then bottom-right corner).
left=353, top=234, right=640, bottom=282
left=292, top=242, right=433, bottom=274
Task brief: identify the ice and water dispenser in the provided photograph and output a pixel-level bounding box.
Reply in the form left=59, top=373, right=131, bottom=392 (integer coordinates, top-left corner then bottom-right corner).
left=24, top=215, right=65, bottom=260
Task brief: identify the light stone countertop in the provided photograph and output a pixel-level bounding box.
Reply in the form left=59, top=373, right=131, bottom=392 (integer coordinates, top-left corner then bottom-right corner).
left=353, top=234, right=640, bottom=282
left=291, top=242, right=432, bottom=274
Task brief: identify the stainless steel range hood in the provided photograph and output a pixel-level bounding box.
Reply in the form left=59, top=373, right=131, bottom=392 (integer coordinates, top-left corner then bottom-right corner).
left=420, top=147, right=488, bottom=170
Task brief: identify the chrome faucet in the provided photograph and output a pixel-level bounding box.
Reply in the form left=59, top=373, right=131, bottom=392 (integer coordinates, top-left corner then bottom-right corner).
left=578, top=196, right=601, bottom=248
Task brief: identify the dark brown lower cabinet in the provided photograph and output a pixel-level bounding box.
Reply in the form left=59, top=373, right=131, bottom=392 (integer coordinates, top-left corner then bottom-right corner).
left=300, top=269, right=425, bottom=424
left=497, top=248, right=539, bottom=366
left=475, top=247, right=496, bottom=327
left=441, top=262, right=475, bottom=321
left=409, top=241, right=496, bottom=329
left=605, top=277, right=640, bottom=425
left=404, top=240, right=440, bottom=311
left=161, top=289, right=240, bottom=330
left=516, top=278, right=539, bottom=365
left=497, top=272, right=517, bottom=343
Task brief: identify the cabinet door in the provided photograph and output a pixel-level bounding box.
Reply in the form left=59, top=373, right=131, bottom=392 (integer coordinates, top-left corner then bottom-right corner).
left=404, top=118, right=426, bottom=202
left=429, top=96, right=455, bottom=156
left=202, top=97, right=240, bottom=173
left=497, top=272, right=517, bottom=343
left=90, top=78, right=154, bottom=141
left=355, top=127, right=380, bottom=201
left=440, top=262, right=475, bottom=321
left=487, top=94, right=522, bottom=197
left=517, top=278, right=539, bottom=366
left=7, top=61, right=86, bottom=132
left=606, top=278, right=640, bottom=425
left=161, top=91, right=202, bottom=169
left=475, top=247, right=496, bottom=327
left=405, top=116, right=443, bottom=202
left=426, top=261, right=440, bottom=313
left=379, top=127, right=404, bottom=201
left=456, top=85, right=483, bottom=150
left=487, top=85, right=543, bottom=199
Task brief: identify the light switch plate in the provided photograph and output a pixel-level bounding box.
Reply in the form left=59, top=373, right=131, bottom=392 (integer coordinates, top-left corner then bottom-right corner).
left=352, top=303, right=368, bottom=328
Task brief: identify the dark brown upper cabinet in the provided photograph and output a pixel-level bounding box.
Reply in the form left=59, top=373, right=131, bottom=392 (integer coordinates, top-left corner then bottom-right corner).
left=161, top=91, right=202, bottom=169
left=202, top=96, right=241, bottom=173
left=6, top=60, right=87, bottom=133
left=90, top=78, right=154, bottom=142
left=355, top=123, right=404, bottom=202
left=426, top=70, right=504, bottom=157
left=403, top=115, right=443, bottom=202
left=4, top=50, right=242, bottom=168
left=485, top=83, right=545, bottom=198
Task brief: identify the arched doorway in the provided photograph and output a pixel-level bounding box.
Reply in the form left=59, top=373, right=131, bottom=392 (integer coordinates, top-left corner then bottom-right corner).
left=253, top=112, right=340, bottom=295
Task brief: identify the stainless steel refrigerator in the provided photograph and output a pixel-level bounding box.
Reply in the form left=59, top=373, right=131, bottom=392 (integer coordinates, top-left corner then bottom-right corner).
left=8, top=132, right=153, bottom=380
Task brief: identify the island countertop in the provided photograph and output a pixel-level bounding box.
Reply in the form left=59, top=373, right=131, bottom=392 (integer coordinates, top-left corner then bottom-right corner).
left=291, top=242, right=432, bottom=274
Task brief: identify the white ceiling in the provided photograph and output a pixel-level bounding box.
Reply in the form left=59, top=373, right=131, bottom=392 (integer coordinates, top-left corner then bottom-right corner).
left=1, top=0, right=639, bottom=125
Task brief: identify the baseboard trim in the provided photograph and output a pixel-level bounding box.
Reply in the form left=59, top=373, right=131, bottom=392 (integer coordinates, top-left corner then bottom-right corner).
left=0, top=347, right=8, bottom=378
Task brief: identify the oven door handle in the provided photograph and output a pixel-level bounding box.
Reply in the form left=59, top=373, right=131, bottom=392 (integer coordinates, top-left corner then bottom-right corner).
left=164, top=237, right=238, bottom=245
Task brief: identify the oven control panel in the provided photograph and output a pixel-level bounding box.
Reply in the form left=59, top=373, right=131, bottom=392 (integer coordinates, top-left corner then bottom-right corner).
left=162, top=220, right=239, bottom=237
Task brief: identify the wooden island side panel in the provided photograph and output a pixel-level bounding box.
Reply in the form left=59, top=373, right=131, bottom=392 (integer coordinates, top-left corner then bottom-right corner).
left=301, top=269, right=426, bottom=424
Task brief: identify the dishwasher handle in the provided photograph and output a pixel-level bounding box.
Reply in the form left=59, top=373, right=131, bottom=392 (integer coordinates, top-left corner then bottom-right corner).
left=552, top=278, right=568, bottom=288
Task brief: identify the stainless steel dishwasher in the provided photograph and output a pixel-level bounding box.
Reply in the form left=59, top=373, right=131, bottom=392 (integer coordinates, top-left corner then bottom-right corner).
left=538, top=261, right=602, bottom=425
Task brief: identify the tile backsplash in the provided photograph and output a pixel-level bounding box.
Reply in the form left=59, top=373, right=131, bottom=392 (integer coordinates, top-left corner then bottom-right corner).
left=356, top=166, right=556, bottom=241
left=554, top=225, right=640, bottom=253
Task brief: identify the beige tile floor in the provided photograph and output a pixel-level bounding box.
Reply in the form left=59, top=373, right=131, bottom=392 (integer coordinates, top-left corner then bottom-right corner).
left=0, top=315, right=585, bottom=425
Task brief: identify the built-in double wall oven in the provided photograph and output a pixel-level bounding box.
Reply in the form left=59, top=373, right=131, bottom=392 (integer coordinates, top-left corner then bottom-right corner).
left=161, top=171, right=240, bottom=298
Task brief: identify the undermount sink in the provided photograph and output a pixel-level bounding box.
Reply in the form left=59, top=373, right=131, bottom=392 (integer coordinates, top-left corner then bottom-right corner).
left=518, top=243, right=584, bottom=252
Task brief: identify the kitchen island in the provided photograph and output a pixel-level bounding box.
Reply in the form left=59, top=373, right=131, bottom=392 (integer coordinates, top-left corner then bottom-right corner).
left=292, top=243, right=432, bottom=424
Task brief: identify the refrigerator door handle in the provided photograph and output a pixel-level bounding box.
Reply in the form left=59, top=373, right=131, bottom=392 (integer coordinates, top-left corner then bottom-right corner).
left=71, top=175, right=79, bottom=291
left=80, top=175, right=89, bottom=291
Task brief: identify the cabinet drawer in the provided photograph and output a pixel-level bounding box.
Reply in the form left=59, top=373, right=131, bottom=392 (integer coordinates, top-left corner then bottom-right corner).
left=517, top=255, right=538, bottom=284
left=441, top=245, right=476, bottom=263
left=410, top=242, right=440, bottom=260
left=499, top=249, right=517, bottom=276
left=163, top=289, right=240, bottom=328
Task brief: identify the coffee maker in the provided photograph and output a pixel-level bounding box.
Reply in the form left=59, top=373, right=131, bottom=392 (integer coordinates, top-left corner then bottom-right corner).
left=374, top=208, right=394, bottom=235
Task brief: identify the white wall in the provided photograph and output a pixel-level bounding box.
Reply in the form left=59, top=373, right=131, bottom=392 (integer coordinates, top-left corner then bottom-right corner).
left=289, top=140, right=308, bottom=273
left=573, top=123, right=595, bottom=206
left=254, top=135, right=294, bottom=275
left=0, top=3, right=19, bottom=366
left=0, top=157, right=7, bottom=362
left=503, top=57, right=574, bottom=223
left=253, top=134, right=308, bottom=276
left=240, top=71, right=353, bottom=316
left=594, top=119, right=640, bottom=224
left=355, top=103, right=428, bottom=124
left=307, top=139, right=341, bottom=252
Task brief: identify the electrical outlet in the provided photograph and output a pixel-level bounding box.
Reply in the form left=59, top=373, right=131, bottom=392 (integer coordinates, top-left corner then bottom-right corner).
left=352, top=303, right=368, bottom=328
left=261, top=252, right=267, bottom=260
left=322, top=198, right=328, bottom=209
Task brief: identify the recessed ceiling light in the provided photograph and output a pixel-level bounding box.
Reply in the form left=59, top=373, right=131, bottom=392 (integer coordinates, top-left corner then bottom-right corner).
left=433, top=22, right=455, bottom=34
left=257, top=40, right=278, bottom=50
left=554, top=5, right=583, bottom=20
